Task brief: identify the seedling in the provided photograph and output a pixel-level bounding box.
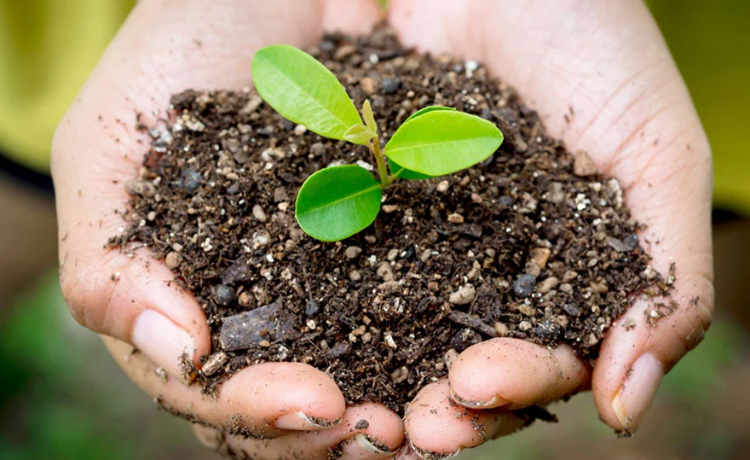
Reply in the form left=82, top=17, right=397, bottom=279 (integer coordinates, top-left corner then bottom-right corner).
left=251, top=45, right=504, bottom=242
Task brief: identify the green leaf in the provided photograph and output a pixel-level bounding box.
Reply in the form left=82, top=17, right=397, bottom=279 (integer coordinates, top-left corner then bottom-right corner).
left=385, top=111, right=504, bottom=176
left=362, top=100, right=378, bottom=133
left=343, top=124, right=376, bottom=145
left=404, top=105, right=456, bottom=123
left=252, top=44, right=361, bottom=141
left=388, top=159, right=433, bottom=180
left=295, top=165, right=382, bottom=242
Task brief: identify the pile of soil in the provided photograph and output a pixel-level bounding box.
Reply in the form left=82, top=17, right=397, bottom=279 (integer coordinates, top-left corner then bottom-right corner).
left=110, top=28, right=669, bottom=413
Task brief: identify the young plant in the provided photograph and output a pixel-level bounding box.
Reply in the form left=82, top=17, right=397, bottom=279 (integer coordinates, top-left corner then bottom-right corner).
left=251, top=45, right=504, bottom=242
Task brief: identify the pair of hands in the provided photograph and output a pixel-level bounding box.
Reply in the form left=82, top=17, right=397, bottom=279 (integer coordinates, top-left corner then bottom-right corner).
left=52, top=0, right=714, bottom=458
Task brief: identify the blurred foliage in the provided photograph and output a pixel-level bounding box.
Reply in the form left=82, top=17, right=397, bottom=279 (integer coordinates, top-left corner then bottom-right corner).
left=647, top=0, right=750, bottom=215
left=0, top=274, right=208, bottom=460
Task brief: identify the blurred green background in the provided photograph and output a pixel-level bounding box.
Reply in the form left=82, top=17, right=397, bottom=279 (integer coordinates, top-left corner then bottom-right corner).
left=2, top=1, right=750, bottom=459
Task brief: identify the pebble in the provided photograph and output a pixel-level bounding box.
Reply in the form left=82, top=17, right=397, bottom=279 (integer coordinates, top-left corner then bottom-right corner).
left=305, top=300, right=320, bottom=316
left=214, top=285, right=235, bottom=306
left=387, top=249, right=399, bottom=261
left=494, top=322, right=509, bottom=336
left=165, top=251, right=182, bottom=270
left=125, top=178, right=156, bottom=198
left=533, top=319, right=561, bottom=340
left=563, top=304, right=581, bottom=317
left=545, top=182, right=565, bottom=204
left=573, top=150, right=598, bottom=176
left=563, top=270, right=578, bottom=282
left=419, top=249, right=431, bottom=263
left=181, top=169, right=203, bottom=195
left=537, top=276, right=559, bottom=294
left=436, top=180, right=450, bottom=193
left=513, top=274, right=536, bottom=297
left=391, top=366, right=409, bottom=384
left=449, top=284, right=476, bottom=305
left=382, top=204, right=399, bottom=213
left=219, top=303, right=295, bottom=351
left=530, top=248, right=551, bottom=269
left=238, top=291, right=253, bottom=308
left=447, top=213, right=464, bottom=224
left=519, top=304, right=536, bottom=316
left=309, top=142, right=326, bottom=157
left=607, top=235, right=638, bottom=252
left=556, top=315, right=569, bottom=328
left=377, top=262, right=394, bottom=281
left=559, top=283, right=573, bottom=294
left=444, top=349, right=459, bottom=370
left=253, top=205, right=268, bottom=223
left=329, top=341, right=351, bottom=358
left=518, top=321, right=532, bottom=332
left=349, top=270, right=362, bottom=282
left=360, top=76, right=377, bottom=95
left=382, top=77, right=400, bottom=94
left=345, top=246, right=363, bottom=259
left=293, top=124, right=307, bottom=136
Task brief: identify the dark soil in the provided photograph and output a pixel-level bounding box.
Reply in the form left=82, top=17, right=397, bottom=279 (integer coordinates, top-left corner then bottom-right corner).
left=110, top=28, right=669, bottom=414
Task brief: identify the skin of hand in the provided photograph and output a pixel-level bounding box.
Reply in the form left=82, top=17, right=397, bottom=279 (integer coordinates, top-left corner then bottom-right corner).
left=53, top=0, right=713, bottom=459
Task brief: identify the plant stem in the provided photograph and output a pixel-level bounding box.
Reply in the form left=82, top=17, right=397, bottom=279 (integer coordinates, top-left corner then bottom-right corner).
left=370, top=135, right=391, bottom=187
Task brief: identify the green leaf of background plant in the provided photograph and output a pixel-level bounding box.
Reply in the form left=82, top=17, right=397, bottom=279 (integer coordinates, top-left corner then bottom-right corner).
left=295, top=165, right=382, bottom=242
left=385, top=111, right=503, bottom=176
left=388, top=158, right=433, bottom=180
left=252, top=45, right=361, bottom=141
left=343, top=124, right=376, bottom=145
left=404, top=105, right=456, bottom=123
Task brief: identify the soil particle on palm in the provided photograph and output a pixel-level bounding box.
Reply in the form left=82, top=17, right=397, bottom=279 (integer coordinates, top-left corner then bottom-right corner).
left=109, top=27, right=670, bottom=413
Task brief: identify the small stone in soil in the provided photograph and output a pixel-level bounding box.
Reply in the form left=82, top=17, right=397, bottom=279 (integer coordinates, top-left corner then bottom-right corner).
left=219, top=302, right=295, bottom=351
left=252, top=205, right=268, bottom=223
left=214, top=285, right=234, bottom=306
left=181, top=169, right=203, bottom=194
left=305, top=300, right=320, bottom=316
left=449, top=284, right=476, bottom=305
left=345, top=246, right=363, bottom=259
left=165, top=251, right=182, bottom=269
left=382, top=77, right=400, bottom=94
left=513, top=274, right=537, bottom=297
left=573, top=150, right=598, bottom=176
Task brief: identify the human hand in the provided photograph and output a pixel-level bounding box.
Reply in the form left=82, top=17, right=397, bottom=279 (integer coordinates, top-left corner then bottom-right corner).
left=52, top=1, right=406, bottom=459
left=385, top=0, right=713, bottom=457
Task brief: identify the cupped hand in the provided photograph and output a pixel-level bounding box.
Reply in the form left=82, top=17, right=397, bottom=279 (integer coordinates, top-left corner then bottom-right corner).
left=52, top=1, right=404, bottom=459
left=386, top=0, right=713, bottom=457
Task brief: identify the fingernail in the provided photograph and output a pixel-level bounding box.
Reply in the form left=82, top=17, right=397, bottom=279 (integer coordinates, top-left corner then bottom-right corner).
left=411, top=439, right=462, bottom=460
left=450, top=386, right=508, bottom=409
left=132, top=310, right=195, bottom=382
left=340, top=434, right=396, bottom=459
left=274, top=411, right=339, bottom=431
left=611, top=353, right=663, bottom=434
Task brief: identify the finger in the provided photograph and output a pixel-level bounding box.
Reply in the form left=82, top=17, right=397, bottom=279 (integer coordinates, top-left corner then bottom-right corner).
left=593, top=285, right=713, bottom=434
left=323, top=0, right=384, bottom=34
left=404, top=381, right=526, bottom=459
left=104, top=336, right=346, bottom=438
left=193, top=404, right=403, bottom=460
left=448, top=339, right=589, bottom=410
